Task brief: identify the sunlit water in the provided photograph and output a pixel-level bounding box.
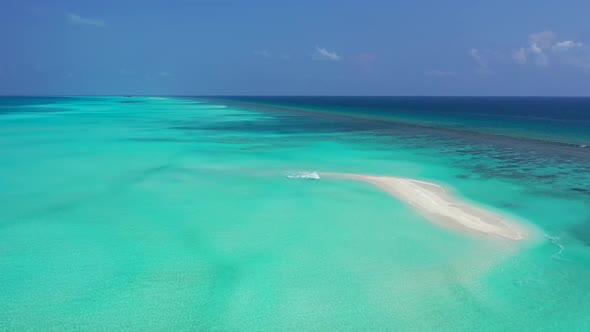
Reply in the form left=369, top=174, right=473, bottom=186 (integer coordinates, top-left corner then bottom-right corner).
left=1, top=96, right=589, bottom=330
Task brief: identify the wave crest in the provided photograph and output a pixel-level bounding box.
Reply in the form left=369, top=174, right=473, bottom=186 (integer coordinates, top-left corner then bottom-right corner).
left=286, top=171, right=320, bottom=180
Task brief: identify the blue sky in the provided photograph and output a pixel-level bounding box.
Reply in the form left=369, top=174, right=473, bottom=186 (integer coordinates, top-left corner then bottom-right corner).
left=1, top=0, right=590, bottom=96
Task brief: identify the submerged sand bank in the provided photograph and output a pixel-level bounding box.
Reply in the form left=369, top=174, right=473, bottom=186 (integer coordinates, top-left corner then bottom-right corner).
left=322, top=173, right=530, bottom=241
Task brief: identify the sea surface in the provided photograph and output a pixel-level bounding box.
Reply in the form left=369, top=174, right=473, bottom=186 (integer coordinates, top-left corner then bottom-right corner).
left=0, top=96, right=589, bottom=331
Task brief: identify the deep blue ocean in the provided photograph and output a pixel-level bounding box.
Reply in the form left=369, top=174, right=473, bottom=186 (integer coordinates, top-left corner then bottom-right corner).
left=214, top=96, right=590, bottom=144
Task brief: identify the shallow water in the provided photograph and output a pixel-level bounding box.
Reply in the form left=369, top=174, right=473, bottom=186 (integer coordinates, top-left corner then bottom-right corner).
left=1, top=96, right=589, bottom=330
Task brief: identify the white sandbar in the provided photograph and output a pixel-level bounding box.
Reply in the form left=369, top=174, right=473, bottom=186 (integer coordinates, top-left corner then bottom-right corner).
left=323, top=173, right=529, bottom=241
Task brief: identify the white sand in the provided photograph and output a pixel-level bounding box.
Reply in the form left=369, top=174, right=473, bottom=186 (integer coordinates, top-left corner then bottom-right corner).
left=323, top=173, right=529, bottom=241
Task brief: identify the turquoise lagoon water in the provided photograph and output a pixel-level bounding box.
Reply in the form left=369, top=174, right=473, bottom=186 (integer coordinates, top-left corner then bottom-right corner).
left=0, top=96, right=589, bottom=330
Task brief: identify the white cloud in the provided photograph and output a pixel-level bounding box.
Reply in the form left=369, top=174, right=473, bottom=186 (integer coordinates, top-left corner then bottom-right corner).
left=529, top=40, right=550, bottom=66
left=510, top=31, right=555, bottom=67
left=529, top=43, right=543, bottom=54
left=511, top=31, right=589, bottom=70
left=67, top=13, right=106, bottom=27
left=510, top=31, right=552, bottom=66
left=466, top=31, right=590, bottom=73
left=553, top=40, right=583, bottom=52
left=313, top=46, right=341, bottom=61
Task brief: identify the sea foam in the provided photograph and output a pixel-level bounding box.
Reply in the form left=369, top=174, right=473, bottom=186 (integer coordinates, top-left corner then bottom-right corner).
left=286, top=171, right=321, bottom=180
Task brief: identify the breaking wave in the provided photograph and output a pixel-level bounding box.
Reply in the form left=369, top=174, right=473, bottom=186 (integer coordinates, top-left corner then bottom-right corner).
left=286, top=171, right=320, bottom=180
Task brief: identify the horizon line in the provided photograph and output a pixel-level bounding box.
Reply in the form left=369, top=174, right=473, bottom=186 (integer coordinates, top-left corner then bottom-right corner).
left=2, top=94, right=590, bottom=98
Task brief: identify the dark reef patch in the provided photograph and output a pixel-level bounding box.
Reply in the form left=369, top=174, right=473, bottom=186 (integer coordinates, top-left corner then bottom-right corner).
left=570, top=187, right=590, bottom=194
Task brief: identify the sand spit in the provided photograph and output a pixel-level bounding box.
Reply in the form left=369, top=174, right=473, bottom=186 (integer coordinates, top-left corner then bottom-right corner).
left=323, top=173, right=530, bottom=241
